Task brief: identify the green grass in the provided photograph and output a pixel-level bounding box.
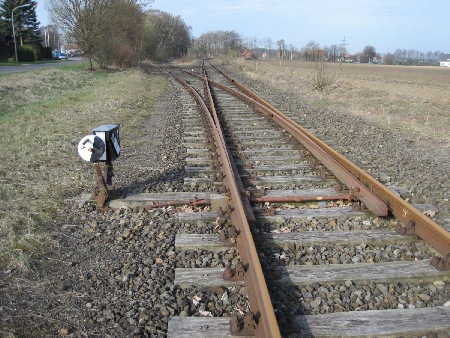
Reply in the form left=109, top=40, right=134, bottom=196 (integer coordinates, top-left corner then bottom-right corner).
left=0, top=66, right=167, bottom=271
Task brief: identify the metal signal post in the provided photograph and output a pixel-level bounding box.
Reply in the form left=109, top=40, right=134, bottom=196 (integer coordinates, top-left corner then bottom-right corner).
left=78, top=124, right=121, bottom=210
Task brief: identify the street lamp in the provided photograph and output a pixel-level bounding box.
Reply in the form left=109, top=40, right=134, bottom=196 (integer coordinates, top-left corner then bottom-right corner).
left=12, top=3, right=34, bottom=62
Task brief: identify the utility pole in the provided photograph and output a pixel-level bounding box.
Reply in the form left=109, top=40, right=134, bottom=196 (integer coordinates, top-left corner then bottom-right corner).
left=12, top=4, right=28, bottom=62
left=339, top=36, right=348, bottom=61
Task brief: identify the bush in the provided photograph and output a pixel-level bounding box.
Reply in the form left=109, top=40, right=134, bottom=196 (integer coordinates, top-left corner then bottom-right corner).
left=40, top=46, right=53, bottom=60
left=313, top=58, right=329, bottom=92
left=17, top=46, right=36, bottom=62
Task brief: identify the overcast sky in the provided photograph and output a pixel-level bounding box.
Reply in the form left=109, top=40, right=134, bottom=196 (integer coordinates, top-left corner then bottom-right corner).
left=37, top=0, right=449, bottom=54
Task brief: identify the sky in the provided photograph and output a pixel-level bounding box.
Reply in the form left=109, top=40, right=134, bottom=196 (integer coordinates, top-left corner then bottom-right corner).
left=37, top=0, right=449, bottom=54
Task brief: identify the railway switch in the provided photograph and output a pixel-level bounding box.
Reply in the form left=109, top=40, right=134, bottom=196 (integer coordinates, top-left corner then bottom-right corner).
left=77, top=124, right=121, bottom=210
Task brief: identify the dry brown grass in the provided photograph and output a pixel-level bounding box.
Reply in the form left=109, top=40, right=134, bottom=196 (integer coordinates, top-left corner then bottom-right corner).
left=233, top=59, right=450, bottom=158
left=0, top=65, right=166, bottom=271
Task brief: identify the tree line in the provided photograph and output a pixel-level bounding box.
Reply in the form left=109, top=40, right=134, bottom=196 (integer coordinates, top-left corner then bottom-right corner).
left=191, top=32, right=445, bottom=66
left=0, top=0, right=41, bottom=61
left=0, top=0, right=445, bottom=67
left=0, top=0, right=193, bottom=68
left=48, top=0, right=192, bottom=69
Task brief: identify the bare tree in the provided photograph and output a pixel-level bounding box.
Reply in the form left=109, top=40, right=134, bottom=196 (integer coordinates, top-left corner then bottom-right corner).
left=363, top=45, right=377, bottom=63
left=193, top=30, right=242, bottom=58
left=302, top=41, right=321, bottom=61
left=144, top=10, right=191, bottom=61
left=112, top=1, right=146, bottom=67
left=277, top=39, right=286, bottom=59
left=327, top=44, right=339, bottom=62
left=288, top=44, right=296, bottom=60
left=243, top=36, right=258, bottom=56
left=40, top=24, right=60, bottom=50
left=49, top=0, right=107, bottom=69
left=384, top=53, right=395, bottom=65
left=48, top=0, right=150, bottom=69
left=93, top=1, right=145, bottom=68
left=264, top=37, right=272, bottom=54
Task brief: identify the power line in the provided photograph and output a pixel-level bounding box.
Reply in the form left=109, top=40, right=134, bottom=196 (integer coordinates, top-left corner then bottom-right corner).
left=339, top=36, right=348, bottom=60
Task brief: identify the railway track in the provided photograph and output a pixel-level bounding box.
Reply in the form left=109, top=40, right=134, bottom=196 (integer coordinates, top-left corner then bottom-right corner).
left=118, top=61, right=450, bottom=337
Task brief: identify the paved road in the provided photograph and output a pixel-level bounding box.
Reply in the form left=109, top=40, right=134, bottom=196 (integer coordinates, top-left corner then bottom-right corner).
left=0, top=57, right=85, bottom=74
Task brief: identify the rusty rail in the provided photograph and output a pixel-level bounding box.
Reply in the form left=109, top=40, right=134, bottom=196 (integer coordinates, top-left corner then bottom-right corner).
left=178, top=65, right=388, bottom=216
left=168, top=69, right=282, bottom=338
left=205, top=77, right=389, bottom=217
left=208, top=62, right=450, bottom=266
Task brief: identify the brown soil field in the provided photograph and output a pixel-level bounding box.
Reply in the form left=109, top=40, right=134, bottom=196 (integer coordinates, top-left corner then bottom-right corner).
left=232, top=60, right=450, bottom=162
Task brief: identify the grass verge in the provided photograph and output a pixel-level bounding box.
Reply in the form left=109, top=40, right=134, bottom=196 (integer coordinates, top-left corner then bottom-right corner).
left=0, top=66, right=166, bottom=271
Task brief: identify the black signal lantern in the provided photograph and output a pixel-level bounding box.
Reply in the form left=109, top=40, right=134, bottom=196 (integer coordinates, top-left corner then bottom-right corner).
left=78, top=124, right=121, bottom=210
left=92, top=124, right=121, bottom=162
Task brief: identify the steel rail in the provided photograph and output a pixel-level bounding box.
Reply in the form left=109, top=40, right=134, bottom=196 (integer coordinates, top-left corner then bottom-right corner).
left=199, top=63, right=256, bottom=223
left=175, top=66, right=388, bottom=216
left=206, top=77, right=388, bottom=216
left=168, top=69, right=282, bottom=338
left=208, top=62, right=450, bottom=262
left=185, top=65, right=387, bottom=216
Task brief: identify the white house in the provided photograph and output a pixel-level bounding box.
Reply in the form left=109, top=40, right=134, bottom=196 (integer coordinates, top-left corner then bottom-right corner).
left=439, top=54, right=450, bottom=67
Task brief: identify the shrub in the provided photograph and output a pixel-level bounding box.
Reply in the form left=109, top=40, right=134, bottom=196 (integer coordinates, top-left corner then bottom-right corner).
left=313, top=58, right=328, bottom=92
left=40, top=46, right=53, bottom=60
left=17, top=46, right=36, bottom=62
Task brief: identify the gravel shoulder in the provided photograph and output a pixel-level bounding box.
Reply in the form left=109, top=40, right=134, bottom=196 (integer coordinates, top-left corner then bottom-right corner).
left=1, top=62, right=449, bottom=337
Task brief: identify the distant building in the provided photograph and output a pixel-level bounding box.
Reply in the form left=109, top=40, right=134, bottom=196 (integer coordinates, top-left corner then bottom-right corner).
left=439, top=54, right=450, bottom=67
left=64, top=43, right=82, bottom=56
left=240, top=49, right=255, bottom=60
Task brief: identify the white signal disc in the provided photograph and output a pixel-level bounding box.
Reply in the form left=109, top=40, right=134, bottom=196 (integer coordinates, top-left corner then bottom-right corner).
left=78, top=135, right=105, bottom=162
